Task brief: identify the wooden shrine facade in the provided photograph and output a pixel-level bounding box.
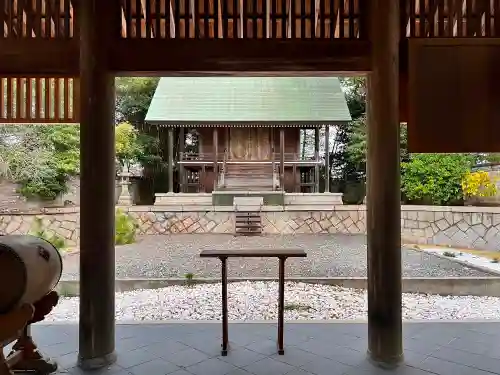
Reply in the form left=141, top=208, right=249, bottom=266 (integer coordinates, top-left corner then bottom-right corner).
left=1, top=0, right=499, bottom=372
left=164, top=125, right=327, bottom=194
left=145, top=76, right=351, bottom=194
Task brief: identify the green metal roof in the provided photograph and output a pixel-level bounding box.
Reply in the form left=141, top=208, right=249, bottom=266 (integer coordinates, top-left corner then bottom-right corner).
left=145, top=77, right=351, bottom=125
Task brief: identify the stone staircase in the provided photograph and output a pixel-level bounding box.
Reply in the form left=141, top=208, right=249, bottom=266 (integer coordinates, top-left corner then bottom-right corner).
left=221, top=164, right=274, bottom=191
left=235, top=211, right=262, bottom=236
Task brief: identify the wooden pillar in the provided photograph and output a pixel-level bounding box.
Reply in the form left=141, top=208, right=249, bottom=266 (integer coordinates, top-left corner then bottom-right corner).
left=213, top=127, right=218, bottom=191
left=78, top=0, right=119, bottom=370
left=324, top=125, right=330, bottom=193
left=179, top=128, right=185, bottom=193
left=366, top=0, right=402, bottom=368
left=280, top=128, right=285, bottom=191
left=168, top=127, right=174, bottom=193
left=314, top=126, right=320, bottom=193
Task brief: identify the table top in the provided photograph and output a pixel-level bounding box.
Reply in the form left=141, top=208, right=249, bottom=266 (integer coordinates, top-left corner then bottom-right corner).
left=200, top=249, right=306, bottom=258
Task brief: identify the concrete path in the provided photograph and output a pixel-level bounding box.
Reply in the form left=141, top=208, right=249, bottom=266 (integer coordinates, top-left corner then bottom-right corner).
left=61, top=234, right=495, bottom=280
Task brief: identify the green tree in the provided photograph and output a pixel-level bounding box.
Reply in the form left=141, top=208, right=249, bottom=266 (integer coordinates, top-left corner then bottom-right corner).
left=401, top=154, right=476, bottom=205
left=115, top=122, right=142, bottom=170
left=115, top=77, right=171, bottom=202
left=116, top=77, right=159, bottom=125
left=331, top=77, right=368, bottom=188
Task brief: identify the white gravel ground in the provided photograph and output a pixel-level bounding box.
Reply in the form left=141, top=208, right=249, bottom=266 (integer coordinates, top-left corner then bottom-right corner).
left=48, top=282, right=500, bottom=322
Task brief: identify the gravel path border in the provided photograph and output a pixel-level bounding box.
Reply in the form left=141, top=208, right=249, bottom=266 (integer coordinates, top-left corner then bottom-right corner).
left=47, top=281, right=500, bottom=322
left=62, top=234, right=494, bottom=280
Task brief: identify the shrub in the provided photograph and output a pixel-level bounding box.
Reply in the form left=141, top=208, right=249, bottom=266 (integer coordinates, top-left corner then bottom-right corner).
left=29, top=217, right=67, bottom=251
left=401, top=154, right=474, bottom=205
left=18, top=173, right=69, bottom=200
left=0, top=125, right=76, bottom=201
left=462, top=171, right=497, bottom=198
left=115, top=209, right=138, bottom=245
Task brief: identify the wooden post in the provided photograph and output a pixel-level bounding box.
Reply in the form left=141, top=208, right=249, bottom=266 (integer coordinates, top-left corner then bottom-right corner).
left=280, top=128, right=285, bottom=191
left=213, top=127, right=218, bottom=191
left=293, top=157, right=297, bottom=193
left=179, top=127, right=185, bottom=193
left=277, top=257, right=286, bottom=355
left=78, top=0, right=118, bottom=370
left=220, top=256, right=228, bottom=356
left=366, top=0, right=402, bottom=368
left=168, top=127, right=174, bottom=193
left=314, top=126, right=320, bottom=193
left=324, top=125, right=330, bottom=193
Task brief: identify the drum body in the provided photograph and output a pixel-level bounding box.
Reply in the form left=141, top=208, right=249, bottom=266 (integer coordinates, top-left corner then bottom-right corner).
left=0, top=235, right=62, bottom=314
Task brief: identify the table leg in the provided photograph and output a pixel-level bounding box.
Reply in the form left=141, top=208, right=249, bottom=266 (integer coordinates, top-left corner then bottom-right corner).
left=221, top=256, right=229, bottom=356
left=277, top=257, right=286, bottom=355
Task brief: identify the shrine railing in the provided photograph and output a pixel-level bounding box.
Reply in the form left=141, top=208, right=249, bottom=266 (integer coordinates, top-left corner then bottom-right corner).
left=180, top=152, right=321, bottom=165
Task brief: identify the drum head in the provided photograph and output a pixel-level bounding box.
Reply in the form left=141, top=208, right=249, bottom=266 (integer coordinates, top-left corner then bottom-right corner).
left=0, top=244, right=27, bottom=314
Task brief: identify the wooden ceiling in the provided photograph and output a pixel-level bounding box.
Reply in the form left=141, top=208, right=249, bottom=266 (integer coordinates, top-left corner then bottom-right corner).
left=2, top=0, right=498, bottom=40
left=0, top=0, right=499, bottom=124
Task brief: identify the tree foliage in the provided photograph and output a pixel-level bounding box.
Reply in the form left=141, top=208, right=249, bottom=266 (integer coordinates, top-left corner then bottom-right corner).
left=0, top=125, right=80, bottom=200
left=115, top=122, right=142, bottom=170
left=401, top=154, right=476, bottom=205
left=116, top=78, right=160, bottom=125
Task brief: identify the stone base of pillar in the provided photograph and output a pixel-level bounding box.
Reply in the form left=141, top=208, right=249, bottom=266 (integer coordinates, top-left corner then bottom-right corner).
left=367, top=351, right=404, bottom=370
left=78, top=352, right=117, bottom=371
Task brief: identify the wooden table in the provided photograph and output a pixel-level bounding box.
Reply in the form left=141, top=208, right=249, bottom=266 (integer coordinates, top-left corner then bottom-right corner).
left=199, top=249, right=307, bottom=356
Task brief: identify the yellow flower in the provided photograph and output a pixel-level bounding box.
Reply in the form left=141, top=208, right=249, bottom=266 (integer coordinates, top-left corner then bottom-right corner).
left=462, top=171, right=497, bottom=198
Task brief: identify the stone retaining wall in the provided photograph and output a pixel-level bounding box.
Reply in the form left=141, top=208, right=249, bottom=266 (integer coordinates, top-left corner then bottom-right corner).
left=1, top=205, right=500, bottom=250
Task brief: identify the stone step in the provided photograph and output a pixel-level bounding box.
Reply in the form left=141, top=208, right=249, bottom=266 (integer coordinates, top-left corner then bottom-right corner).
left=234, top=196, right=264, bottom=206
left=234, top=210, right=263, bottom=236
left=227, top=188, right=273, bottom=193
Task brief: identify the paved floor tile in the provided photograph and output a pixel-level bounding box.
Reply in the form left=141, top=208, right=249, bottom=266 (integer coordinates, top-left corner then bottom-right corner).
left=268, top=346, right=321, bottom=367
left=25, top=322, right=500, bottom=375
left=243, top=357, right=295, bottom=375
left=299, top=357, right=353, bottom=375
left=186, top=357, right=239, bottom=375
left=219, top=347, right=267, bottom=367
left=245, top=339, right=281, bottom=356
left=430, top=346, right=500, bottom=374
left=128, top=359, right=181, bottom=375
left=115, top=348, right=159, bottom=369
left=161, top=347, right=211, bottom=367
left=142, top=339, right=189, bottom=358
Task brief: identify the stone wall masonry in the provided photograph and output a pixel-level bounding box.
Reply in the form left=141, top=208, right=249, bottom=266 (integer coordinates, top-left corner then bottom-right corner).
left=0, top=205, right=499, bottom=250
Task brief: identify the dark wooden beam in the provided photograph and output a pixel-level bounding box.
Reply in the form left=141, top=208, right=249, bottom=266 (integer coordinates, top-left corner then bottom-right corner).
left=110, top=39, right=371, bottom=73
left=366, top=0, right=403, bottom=368
left=0, top=37, right=371, bottom=75
left=407, top=38, right=500, bottom=153
left=0, top=39, right=79, bottom=76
